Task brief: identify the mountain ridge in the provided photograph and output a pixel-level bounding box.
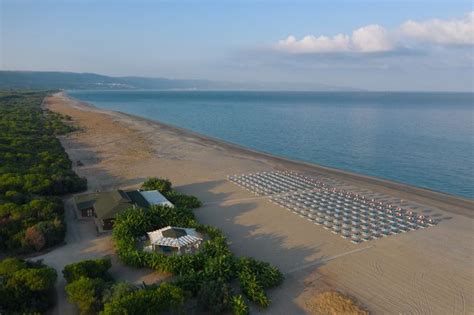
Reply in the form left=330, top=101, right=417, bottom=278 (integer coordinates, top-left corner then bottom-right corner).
left=0, top=70, right=361, bottom=91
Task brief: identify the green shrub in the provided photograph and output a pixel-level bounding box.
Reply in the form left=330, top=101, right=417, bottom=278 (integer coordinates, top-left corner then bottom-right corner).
left=235, top=257, right=284, bottom=307
left=101, top=283, right=185, bottom=315
left=197, top=279, right=233, bottom=314
left=231, top=294, right=249, bottom=315
left=165, top=190, right=202, bottom=209
left=237, top=269, right=269, bottom=307
left=149, top=204, right=196, bottom=227
left=173, top=271, right=205, bottom=295
left=141, top=177, right=172, bottom=193
left=37, top=218, right=67, bottom=247
left=7, top=267, right=57, bottom=292
left=0, top=258, right=57, bottom=313
left=236, top=257, right=284, bottom=288
left=63, top=257, right=112, bottom=283
left=0, top=257, right=26, bottom=275
left=202, top=253, right=235, bottom=281
left=65, top=276, right=106, bottom=315
left=101, top=282, right=137, bottom=305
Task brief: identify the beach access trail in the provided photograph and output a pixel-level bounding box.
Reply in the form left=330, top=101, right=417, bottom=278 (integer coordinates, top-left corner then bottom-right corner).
left=43, top=92, right=474, bottom=314
left=34, top=199, right=166, bottom=315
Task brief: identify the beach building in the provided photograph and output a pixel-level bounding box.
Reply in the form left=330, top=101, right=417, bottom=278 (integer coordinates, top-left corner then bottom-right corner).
left=126, top=189, right=174, bottom=208
left=145, top=226, right=203, bottom=255
left=73, top=193, right=100, bottom=217
left=93, top=190, right=132, bottom=231
left=73, top=189, right=173, bottom=232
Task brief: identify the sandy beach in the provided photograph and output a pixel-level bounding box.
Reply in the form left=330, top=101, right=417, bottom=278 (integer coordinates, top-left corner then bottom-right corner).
left=44, top=92, right=473, bottom=314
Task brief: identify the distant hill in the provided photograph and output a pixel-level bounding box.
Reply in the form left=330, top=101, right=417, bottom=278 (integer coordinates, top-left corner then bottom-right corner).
left=0, top=71, right=359, bottom=91
left=0, top=71, right=226, bottom=90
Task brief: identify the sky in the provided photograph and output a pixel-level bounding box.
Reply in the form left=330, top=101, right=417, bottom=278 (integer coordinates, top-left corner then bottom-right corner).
left=1, top=0, right=473, bottom=91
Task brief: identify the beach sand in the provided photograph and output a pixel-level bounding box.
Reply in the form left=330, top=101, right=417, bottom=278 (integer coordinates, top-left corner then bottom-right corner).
left=44, top=92, right=473, bottom=314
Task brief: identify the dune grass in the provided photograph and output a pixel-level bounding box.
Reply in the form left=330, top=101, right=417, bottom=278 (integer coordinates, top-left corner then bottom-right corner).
left=306, top=291, right=368, bottom=315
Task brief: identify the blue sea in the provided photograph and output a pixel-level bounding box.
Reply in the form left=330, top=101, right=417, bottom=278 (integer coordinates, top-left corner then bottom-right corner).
left=68, top=90, right=474, bottom=199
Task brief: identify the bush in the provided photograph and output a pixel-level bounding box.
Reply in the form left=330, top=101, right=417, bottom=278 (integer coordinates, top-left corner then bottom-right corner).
left=24, top=225, right=46, bottom=251
left=101, top=283, right=185, bottom=315
left=102, top=282, right=137, bottom=305
left=237, top=269, right=269, bottom=307
left=235, top=257, right=283, bottom=308
left=0, top=258, right=57, bottom=313
left=63, top=257, right=112, bottom=283
left=65, top=276, right=106, bottom=315
left=202, top=253, right=235, bottom=281
left=197, top=279, right=233, bottom=314
left=7, top=267, right=57, bottom=292
left=236, top=257, right=283, bottom=288
left=141, top=177, right=172, bottom=193
left=149, top=204, right=196, bottom=227
left=0, top=257, right=26, bottom=275
left=37, top=218, right=67, bottom=247
left=165, top=190, right=202, bottom=209
left=231, top=294, right=249, bottom=315
left=173, top=271, right=205, bottom=295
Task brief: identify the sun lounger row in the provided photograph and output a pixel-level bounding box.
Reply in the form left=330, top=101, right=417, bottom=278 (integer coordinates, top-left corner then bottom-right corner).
left=228, top=171, right=324, bottom=195
left=228, top=171, right=439, bottom=243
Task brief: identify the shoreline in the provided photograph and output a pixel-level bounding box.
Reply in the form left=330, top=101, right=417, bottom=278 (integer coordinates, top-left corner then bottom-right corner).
left=62, top=91, right=473, bottom=217
left=45, top=91, right=474, bottom=314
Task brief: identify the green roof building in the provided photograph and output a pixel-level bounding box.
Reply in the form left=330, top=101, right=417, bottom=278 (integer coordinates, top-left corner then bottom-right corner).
left=73, top=189, right=173, bottom=232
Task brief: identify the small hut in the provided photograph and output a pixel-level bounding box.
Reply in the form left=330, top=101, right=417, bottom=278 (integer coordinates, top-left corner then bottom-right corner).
left=146, top=226, right=203, bottom=255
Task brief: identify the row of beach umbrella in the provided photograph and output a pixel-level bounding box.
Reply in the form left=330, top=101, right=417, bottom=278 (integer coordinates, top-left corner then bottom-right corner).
left=228, top=171, right=438, bottom=243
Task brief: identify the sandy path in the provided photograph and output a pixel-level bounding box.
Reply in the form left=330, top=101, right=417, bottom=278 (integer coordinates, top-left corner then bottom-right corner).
left=36, top=198, right=167, bottom=315
left=43, top=92, right=474, bottom=314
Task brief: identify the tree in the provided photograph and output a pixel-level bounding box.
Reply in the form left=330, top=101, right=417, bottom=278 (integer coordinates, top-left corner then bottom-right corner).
left=0, top=257, right=26, bottom=275
left=24, top=225, right=46, bottom=251
left=101, top=282, right=136, bottom=305
left=63, top=257, right=112, bottom=283
left=0, top=258, right=57, bottom=313
left=0, top=91, right=86, bottom=254
left=65, top=276, right=106, bottom=315
left=101, top=283, right=185, bottom=315
left=7, top=267, right=57, bottom=292
left=35, top=219, right=66, bottom=247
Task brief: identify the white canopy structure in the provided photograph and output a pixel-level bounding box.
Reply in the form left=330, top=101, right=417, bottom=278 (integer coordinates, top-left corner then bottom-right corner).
left=146, top=226, right=203, bottom=254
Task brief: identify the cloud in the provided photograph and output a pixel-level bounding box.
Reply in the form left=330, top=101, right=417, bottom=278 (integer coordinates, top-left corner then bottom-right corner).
left=276, top=24, right=392, bottom=53
left=352, top=25, right=393, bottom=52
left=275, top=12, right=473, bottom=54
left=400, top=11, right=474, bottom=45
left=277, top=34, right=351, bottom=54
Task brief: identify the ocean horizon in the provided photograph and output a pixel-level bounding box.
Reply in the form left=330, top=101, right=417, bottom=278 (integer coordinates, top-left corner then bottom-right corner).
left=68, top=90, right=474, bottom=199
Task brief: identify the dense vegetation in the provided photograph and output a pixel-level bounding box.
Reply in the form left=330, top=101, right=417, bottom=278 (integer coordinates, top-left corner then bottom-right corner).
left=112, top=177, right=283, bottom=314
left=0, top=91, right=87, bottom=254
left=0, top=257, right=57, bottom=313
left=63, top=258, right=186, bottom=315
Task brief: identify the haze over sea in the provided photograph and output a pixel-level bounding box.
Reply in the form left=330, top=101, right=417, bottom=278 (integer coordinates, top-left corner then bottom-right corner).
left=69, top=90, right=474, bottom=199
